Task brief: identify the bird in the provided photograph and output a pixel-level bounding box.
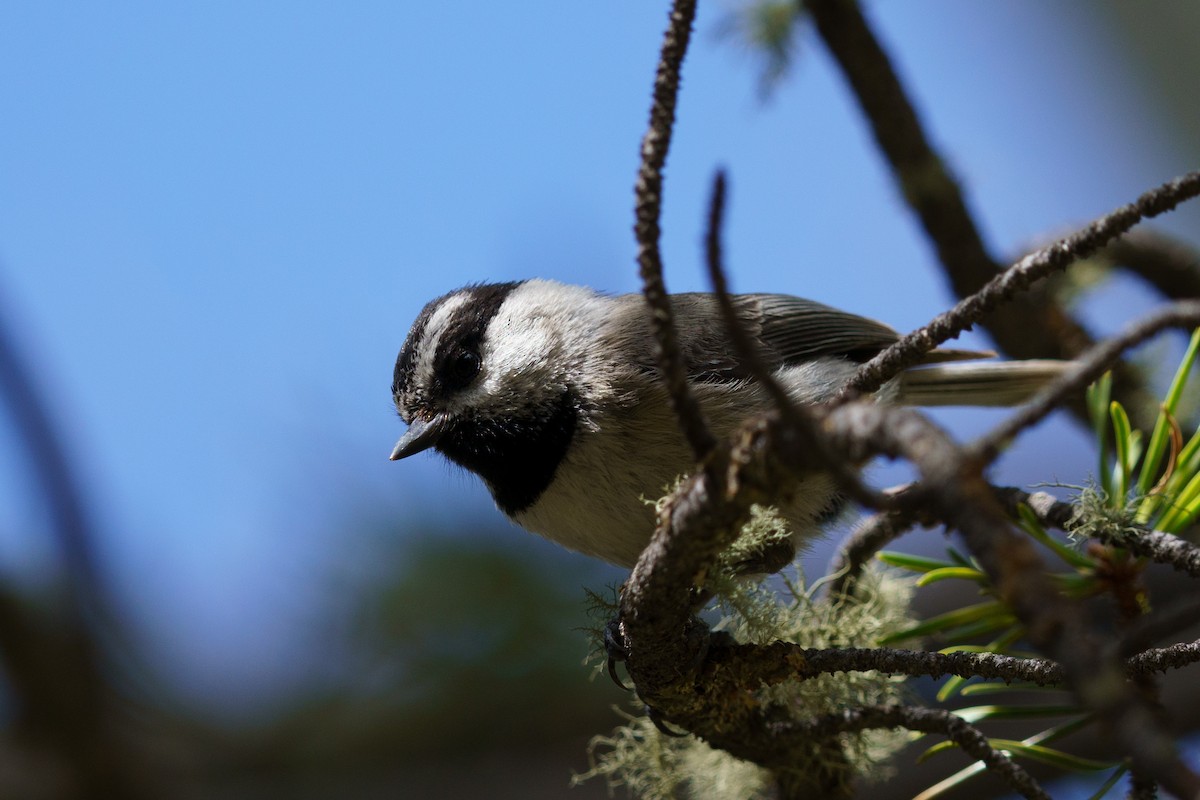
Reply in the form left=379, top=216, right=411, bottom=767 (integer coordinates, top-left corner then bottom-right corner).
left=389, top=279, right=1064, bottom=569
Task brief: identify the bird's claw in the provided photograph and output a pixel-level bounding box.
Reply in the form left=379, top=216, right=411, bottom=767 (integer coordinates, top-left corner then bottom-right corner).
left=604, top=617, right=631, bottom=691
left=647, top=705, right=689, bottom=738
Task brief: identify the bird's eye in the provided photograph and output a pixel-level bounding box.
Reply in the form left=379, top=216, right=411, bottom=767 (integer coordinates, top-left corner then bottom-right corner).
left=442, top=348, right=481, bottom=392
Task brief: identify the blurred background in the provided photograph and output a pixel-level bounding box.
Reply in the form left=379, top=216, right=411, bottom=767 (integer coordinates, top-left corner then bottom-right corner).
left=0, top=1, right=1198, bottom=797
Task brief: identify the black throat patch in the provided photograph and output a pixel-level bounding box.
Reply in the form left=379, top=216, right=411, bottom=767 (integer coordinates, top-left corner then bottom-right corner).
left=437, top=389, right=578, bottom=515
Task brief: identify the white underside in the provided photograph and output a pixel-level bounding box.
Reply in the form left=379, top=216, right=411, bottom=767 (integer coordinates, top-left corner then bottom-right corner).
left=512, top=360, right=856, bottom=567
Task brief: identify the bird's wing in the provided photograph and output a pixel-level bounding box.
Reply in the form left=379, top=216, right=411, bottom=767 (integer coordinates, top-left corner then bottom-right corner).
left=663, top=293, right=902, bottom=381
left=615, top=293, right=984, bottom=384
left=736, top=294, right=901, bottom=365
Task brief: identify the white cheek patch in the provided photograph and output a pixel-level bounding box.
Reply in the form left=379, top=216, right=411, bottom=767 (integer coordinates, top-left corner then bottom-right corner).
left=457, top=319, right=558, bottom=414
left=453, top=280, right=604, bottom=414
left=485, top=323, right=555, bottom=378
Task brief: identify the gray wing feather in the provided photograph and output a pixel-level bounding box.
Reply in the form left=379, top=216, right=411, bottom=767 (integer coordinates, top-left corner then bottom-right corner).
left=615, top=292, right=986, bottom=383
left=740, top=294, right=900, bottom=364
left=630, top=293, right=901, bottom=381
left=610, top=292, right=1040, bottom=404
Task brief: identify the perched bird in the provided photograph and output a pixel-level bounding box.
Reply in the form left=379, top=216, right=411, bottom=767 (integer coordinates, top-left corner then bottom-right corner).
left=390, top=279, right=1063, bottom=569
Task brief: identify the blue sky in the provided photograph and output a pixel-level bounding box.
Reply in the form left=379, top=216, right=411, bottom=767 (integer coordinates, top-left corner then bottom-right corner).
left=1, top=3, right=1197, bottom=711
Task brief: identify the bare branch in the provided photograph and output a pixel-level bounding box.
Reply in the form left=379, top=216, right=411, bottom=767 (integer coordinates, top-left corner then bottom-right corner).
left=823, top=506, right=920, bottom=598
left=1097, top=529, right=1200, bottom=579
left=705, top=169, right=793, bottom=414
left=704, top=170, right=893, bottom=513
left=973, top=301, right=1200, bottom=465
left=995, top=487, right=1200, bottom=579
left=806, top=0, right=1187, bottom=426
left=623, top=396, right=1200, bottom=795
left=816, top=403, right=1200, bottom=798
left=775, top=704, right=1051, bottom=800
left=1127, top=639, right=1200, bottom=676
left=1102, top=228, right=1200, bottom=302
left=840, top=173, right=1200, bottom=400
left=620, top=4, right=1200, bottom=795
left=720, top=637, right=1197, bottom=687
left=702, top=639, right=1063, bottom=687
left=790, top=645, right=1062, bottom=687
left=634, top=0, right=715, bottom=461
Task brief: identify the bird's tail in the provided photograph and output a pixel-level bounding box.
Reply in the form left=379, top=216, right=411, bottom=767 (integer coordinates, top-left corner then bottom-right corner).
left=895, top=360, right=1070, bottom=407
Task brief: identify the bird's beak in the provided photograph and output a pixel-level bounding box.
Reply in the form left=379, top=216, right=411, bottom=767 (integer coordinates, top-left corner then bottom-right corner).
left=389, top=413, right=450, bottom=460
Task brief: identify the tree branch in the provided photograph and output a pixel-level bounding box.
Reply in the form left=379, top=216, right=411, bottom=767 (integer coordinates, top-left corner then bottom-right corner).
left=806, top=0, right=1177, bottom=427
left=622, top=395, right=1200, bottom=796
left=1127, top=640, right=1200, bottom=676
left=717, top=636, right=1199, bottom=687
left=704, top=170, right=894, bottom=514
left=0, top=285, right=147, bottom=794
left=995, top=487, right=1200, bottom=579
left=775, top=704, right=1052, bottom=800
left=973, top=301, right=1200, bottom=465
left=760, top=643, right=1064, bottom=687
left=817, top=404, right=1200, bottom=797
left=618, top=3, right=1200, bottom=796
left=634, top=0, right=715, bottom=461
left=839, top=173, right=1200, bottom=400
left=1100, top=228, right=1200, bottom=302
left=823, top=505, right=919, bottom=598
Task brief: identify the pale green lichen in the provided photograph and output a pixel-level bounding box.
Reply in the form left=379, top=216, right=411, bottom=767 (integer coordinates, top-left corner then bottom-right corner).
left=712, top=502, right=797, bottom=575
left=572, top=708, right=771, bottom=800
left=1065, top=485, right=1144, bottom=545
left=576, top=559, right=916, bottom=799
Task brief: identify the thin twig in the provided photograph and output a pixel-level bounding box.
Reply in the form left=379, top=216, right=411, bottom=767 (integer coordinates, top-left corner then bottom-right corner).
left=1104, top=527, right=1200, bottom=578
left=839, top=172, right=1200, bottom=400
left=972, top=301, right=1200, bottom=465
left=1114, top=529, right=1200, bottom=578
left=711, top=634, right=1197, bottom=690
left=705, top=170, right=793, bottom=414
left=815, top=402, right=1200, bottom=798
left=701, top=640, right=1064, bottom=690
left=1126, top=640, right=1200, bottom=676
left=791, top=645, right=1063, bottom=686
left=995, top=487, right=1200, bottom=579
left=625, top=395, right=1200, bottom=795
left=808, top=0, right=1183, bottom=427
left=1118, top=593, right=1200, bottom=661
left=1102, top=228, right=1200, bottom=302
left=0, top=286, right=143, bottom=794
left=621, top=0, right=752, bottom=710
left=703, top=170, right=892, bottom=512
left=633, top=0, right=715, bottom=461
left=774, top=704, right=1051, bottom=800
left=823, top=506, right=920, bottom=598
